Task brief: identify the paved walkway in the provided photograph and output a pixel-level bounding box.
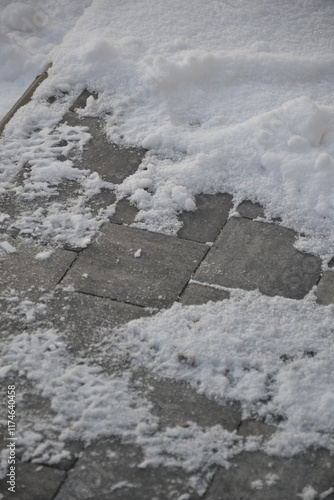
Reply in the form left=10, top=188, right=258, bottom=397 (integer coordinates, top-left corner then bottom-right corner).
left=0, top=89, right=334, bottom=500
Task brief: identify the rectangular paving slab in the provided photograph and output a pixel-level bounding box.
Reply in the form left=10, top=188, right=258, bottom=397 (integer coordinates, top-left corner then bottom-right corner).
left=180, top=281, right=230, bottom=305
left=0, top=237, right=76, bottom=301
left=204, top=448, right=334, bottom=500
left=0, top=461, right=66, bottom=500
left=46, top=289, right=151, bottom=372
left=194, top=217, right=321, bottom=299
left=62, top=112, right=146, bottom=185
left=177, top=193, right=233, bottom=243
left=135, top=372, right=241, bottom=432
left=236, top=200, right=265, bottom=220
left=62, top=223, right=208, bottom=308
left=315, top=271, right=334, bottom=305
left=54, top=438, right=202, bottom=500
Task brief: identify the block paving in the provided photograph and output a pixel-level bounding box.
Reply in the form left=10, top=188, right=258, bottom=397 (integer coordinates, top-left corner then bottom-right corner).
left=0, top=89, right=333, bottom=499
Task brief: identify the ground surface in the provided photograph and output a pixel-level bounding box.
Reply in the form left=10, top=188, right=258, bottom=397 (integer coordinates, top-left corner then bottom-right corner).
left=0, top=90, right=333, bottom=499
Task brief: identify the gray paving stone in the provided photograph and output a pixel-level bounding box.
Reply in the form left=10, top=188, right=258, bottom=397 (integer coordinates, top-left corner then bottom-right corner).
left=237, top=420, right=276, bottom=441
left=236, top=200, right=265, bottom=220
left=0, top=462, right=66, bottom=500
left=54, top=438, right=202, bottom=500
left=0, top=237, right=76, bottom=301
left=315, top=271, right=334, bottom=305
left=69, top=89, right=98, bottom=111
left=62, top=113, right=146, bottom=184
left=194, top=218, right=321, bottom=299
left=135, top=373, right=241, bottom=432
left=204, top=448, right=334, bottom=500
left=62, top=223, right=208, bottom=308
left=180, top=282, right=230, bottom=305
left=0, top=298, right=27, bottom=338
left=0, top=376, right=83, bottom=472
left=110, top=198, right=139, bottom=226
left=88, top=188, right=116, bottom=215
left=46, top=290, right=151, bottom=371
left=177, top=193, right=233, bottom=243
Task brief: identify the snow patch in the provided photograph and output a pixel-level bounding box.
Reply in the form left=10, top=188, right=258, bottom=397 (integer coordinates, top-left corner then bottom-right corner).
left=0, top=241, right=17, bottom=254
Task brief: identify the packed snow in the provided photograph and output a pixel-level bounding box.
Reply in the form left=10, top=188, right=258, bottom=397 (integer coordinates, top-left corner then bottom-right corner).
left=1, top=0, right=334, bottom=493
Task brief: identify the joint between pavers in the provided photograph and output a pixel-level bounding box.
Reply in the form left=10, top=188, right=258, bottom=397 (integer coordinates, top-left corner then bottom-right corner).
left=50, top=468, right=69, bottom=500
left=177, top=245, right=211, bottom=301
left=315, top=271, right=324, bottom=287
left=56, top=251, right=80, bottom=285
left=50, top=451, right=84, bottom=500
left=200, top=467, right=220, bottom=500
left=75, top=289, right=154, bottom=311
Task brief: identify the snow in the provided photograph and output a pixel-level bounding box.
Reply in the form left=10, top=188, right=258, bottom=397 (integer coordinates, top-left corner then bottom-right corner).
left=320, top=488, right=334, bottom=500
left=0, top=240, right=16, bottom=253
left=116, top=289, right=334, bottom=456
left=0, top=0, right=334, bottom=490
left=2, top=0, right=334, bottom=254
left=0, top=325, right=243, bottom=477
left=0, top=0, right=91, bottom=120
left=297, top=485, right=318, bottom=500
left=35, top=250, right=53, bottom=260
left=134, top=248, right=142, bottom=258
left=250, top=479, right=263, bottom=490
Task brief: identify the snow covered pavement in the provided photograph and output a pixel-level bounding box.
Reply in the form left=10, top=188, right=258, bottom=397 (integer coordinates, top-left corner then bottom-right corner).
left=0, top=90, right=333, bottom=498
left=1, top=1, right=334, bottom=498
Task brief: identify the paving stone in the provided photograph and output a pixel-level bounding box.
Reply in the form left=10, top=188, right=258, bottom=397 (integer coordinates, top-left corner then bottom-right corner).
left=62, top=223, right=208, bottom=308
left=194, top=218, right=321, bottom=299
left=236, top=200, right=265, bottom=220
left=0, top=462, right=66, bottom=500
left=69, top=89, right=98, bottom=111
left=0, top=194, right=47, bottom=239
left=54, top=438, right=202, bottom=500
left=135, top=373, right=241, bottom=432
left=204, top=448, right=334, bottom=500
left=180, top=282, right=230, bottom=305
left=0, top=376, right=83, bottom=472
left=0, top=376, right=57, bottom=460
left=110, top=198, right=139, bottom=225
left=177, top=193, right=233, bottom=243
left=0, top=298, right=27, bottom=339
left=0, top=237, right=76, bottom=301
left=46, top=289, right=151, bottom=371
left=237, top=420, right=276, bottom=440
left=88, top=188, right=116, bottom=215
left=62, top=113, right=146, bottom=184
left=315, top=271, right=334, bottom=305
